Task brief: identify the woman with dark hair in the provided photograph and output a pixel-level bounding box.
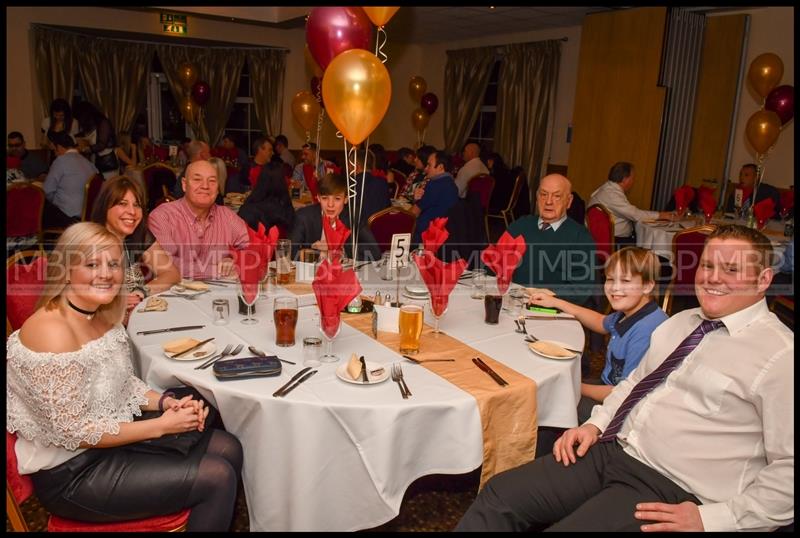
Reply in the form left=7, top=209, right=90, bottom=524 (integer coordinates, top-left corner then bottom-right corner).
left=90, top=175, right=180, bottom=316
left=74, top=101, right=118, bottom=179
left=483, top=151, right=514, bottom=214
left=7, top=221, right=242, bottom=531
left=237, top=139, right=295, bottom=235
left=40, top=98, right=79, bottom=151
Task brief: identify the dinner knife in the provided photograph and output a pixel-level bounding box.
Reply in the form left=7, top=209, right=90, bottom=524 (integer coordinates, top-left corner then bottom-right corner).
left=137, top=325, right=205, bottom=335
left=272, top=367, right=312, bottom=397
left=278, top=369, right=318, bottom=397
left=472, top=357, right=508, bottom=387
left=359, top=356, right=369, bottom=383
left=171, top=337, right=215, bottom=358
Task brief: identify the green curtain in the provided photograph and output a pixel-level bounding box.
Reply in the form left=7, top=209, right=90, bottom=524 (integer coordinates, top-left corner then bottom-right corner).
left=155, top=45, right=208, bottom=141
left=75, top=37, right=154, bottom=134
left=443, top=46, right=497, bottom=154
left=247, top=49, right=287, bottom=139
left=32, top=26, right=78, bottom=131
left=494, top=40, right=561, bottom=211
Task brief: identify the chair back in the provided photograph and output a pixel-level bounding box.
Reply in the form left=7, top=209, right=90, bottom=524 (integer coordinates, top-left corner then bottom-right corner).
left=504, top=171, right=525, bottom=213
left=6, top=183, right=45, bottom=240
left=663, top=224, right=716, bottom=314
left=389, top=168, right=408, bottom=197
left=585, top=204, right=615, bottom=264
left=143, top=164, right=177, bottom=210
left=467, top=174, right=495, bottom=212
left=7, top=250, right=47, bottom=333
left=81, top=173, right=105, bottom=221
left=7, top=430, right=35, bottom=531
left=367, top=207, right=416, bottom=253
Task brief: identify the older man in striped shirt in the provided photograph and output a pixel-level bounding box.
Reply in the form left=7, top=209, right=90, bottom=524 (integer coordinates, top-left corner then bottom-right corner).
left=149, top=160, right=249, bottom=280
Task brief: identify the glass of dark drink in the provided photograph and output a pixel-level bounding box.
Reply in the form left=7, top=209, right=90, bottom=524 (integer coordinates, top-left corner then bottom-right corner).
left=273, top=296, right=298, bottom=346
left=484, top=292, right=503, bottom=325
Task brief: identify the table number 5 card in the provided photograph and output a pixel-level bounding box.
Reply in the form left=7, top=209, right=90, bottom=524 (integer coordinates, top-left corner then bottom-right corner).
left=389, top=233, right=411, bottom=271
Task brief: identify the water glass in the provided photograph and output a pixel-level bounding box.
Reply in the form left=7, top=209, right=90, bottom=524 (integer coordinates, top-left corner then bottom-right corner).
left=303, top=337, right=322, bottom=367
left=212, top=299, right=230, bottom=325
left=470, top=269, right=487, bottom=299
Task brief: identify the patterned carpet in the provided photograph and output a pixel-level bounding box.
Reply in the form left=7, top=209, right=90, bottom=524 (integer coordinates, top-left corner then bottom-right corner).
left=9, top=351, right=606, bottom=532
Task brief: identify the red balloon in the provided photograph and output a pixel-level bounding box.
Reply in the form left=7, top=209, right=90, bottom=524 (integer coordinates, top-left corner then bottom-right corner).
left=306, top=7, right=372, bottom=72
left=191, top=80, right=210, bottom=107
left=420, top=92, right=439, bottom=115
left=311, top=76, right=325, bottom=108
left=765, top=84, right=794, bottom=126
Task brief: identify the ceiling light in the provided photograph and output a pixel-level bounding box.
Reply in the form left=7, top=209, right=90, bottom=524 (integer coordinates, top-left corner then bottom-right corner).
left=489, top=6, right=496, bottom=11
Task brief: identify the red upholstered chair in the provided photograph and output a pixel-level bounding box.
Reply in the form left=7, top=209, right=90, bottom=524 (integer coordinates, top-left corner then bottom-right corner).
left=389, top=168, right=408, bottom=198
left=367, top=206, right=417, bottom=253
left=7, top=249, right=47, bottom=336
left=662, top=224, right=716, bottom=315
left=81, top=173, right=105, bottom=221
left=6, top=182, right=45, bottom=249
left=6, top=431, right=190, bottom=532
left=467, top=174, right=495, bottom=241
left=585, top=203, right=615, bottom=266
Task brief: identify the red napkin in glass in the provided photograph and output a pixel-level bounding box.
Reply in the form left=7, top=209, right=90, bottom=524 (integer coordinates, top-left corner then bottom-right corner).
left=322, top=215, right=351, bottom=254
left=6, top=156, right=22, bottom=169
left=673, top=185, right=696, bottom=211
left=312, top=259, right=362, bottom=338
left=421, top=217, right=450, bottom=252
left=753, top=198, right=776, bottom=224
left=779, top=189, right=794, bottom=214
left=481, top=231, right=526, bottom=295
left=697, top=187, right=717, bottom=218
left=413, top=250, right=468, bottom=317
left=230, top=224, right=278, bottom=303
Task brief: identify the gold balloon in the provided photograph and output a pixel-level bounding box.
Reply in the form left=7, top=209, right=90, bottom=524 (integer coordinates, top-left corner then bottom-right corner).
left=322, top=49, right=392, bottom=145
left=179, top=95, right=197, bottom=123
left=409, top=75, right=427, bottom=102
left=745, top=109, right=781, bottom=154
left=292, top=90, right=321, bottom=132
left=411, top=107, right=430, bottom=132
left=177, top=62, right=199, bottom=91
left=747, top=53, right=784, bottom=99
left=362, top=6, right=400, bottom=27
left=304, top=44, right=324, bottom=78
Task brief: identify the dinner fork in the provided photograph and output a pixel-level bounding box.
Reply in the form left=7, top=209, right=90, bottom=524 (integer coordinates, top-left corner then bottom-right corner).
left=197, top=343, right=244, bottom=370
left=195, top=344, right=233, bottom=370
left=396, top=363, right=412, bottom=397
left=391, top=364, right=408, bottom=399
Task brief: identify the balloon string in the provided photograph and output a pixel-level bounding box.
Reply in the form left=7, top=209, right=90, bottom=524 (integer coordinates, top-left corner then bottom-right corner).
left=344, top=143, right=360, bottom=261
left=314, top=108, right=324, bottom=181
left=376, top=27, right=389, bottom=64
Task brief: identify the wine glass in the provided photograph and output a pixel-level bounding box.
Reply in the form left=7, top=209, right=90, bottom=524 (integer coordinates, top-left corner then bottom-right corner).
left=779, top=206, right=791, bottom=227
left=239, top=282, right=259, bottom=325
left=429, top=296, right=448, bottom=334
left=319, top=314, right=341, bottom=362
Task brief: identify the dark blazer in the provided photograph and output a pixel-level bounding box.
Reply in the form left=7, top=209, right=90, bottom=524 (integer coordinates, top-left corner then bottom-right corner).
left=290, top=204, right=381, bottom=262
left=351, top=171, right=391, bottom=229
left=724, top=182, right=781, bottom=214
left=238, top=162, right=295, bottom=233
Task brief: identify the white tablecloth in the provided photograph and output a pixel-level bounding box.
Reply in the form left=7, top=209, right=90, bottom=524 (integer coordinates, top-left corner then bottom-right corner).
left=127, top=263, right=583, bottom=531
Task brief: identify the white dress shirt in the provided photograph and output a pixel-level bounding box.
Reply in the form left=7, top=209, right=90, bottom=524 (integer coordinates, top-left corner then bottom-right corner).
left=587, top=300, right=794, bottom=531
left=454, top=157, right=489, bottom=198
left=588, top=181, right=659, bottom=238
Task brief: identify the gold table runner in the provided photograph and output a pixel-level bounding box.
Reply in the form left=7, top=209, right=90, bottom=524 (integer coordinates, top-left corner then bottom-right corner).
left=343, top=313, right=538, bottom=488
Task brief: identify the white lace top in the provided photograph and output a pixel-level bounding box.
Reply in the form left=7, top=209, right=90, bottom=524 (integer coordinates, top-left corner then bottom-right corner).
left=6, top=325, right=150, bottom=474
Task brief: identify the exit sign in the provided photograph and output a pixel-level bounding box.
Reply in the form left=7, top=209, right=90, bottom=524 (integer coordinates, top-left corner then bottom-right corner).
left=161, top=13, right=187, bottom=35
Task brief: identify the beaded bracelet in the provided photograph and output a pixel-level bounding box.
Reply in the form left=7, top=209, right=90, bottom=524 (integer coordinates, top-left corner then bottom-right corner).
left=158, top=391, right=176, bottom=412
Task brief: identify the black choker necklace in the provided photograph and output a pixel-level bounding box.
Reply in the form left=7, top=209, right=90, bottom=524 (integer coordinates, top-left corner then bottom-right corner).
left=67, top=299, right=98, bottom=320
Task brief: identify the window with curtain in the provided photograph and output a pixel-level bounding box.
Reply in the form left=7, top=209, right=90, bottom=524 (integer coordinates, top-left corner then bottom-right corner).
left=467, top=60, right=501, bottom=151
left=225, top=62, right=261, bottom=155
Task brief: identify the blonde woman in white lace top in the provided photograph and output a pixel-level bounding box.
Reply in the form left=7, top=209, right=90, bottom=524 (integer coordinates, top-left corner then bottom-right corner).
left=6, top=222, right=243, bottom=531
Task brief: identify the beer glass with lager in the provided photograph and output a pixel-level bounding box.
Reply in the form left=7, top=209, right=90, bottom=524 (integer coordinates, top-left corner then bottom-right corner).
left=273, top=296, right=298, bottom=346
left=398, top=304, right=424, bottom=354
left=276, top=239, right=293, bottom=285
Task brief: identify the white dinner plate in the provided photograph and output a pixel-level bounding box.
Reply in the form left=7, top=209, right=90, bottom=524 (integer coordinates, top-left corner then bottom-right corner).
left=164, top=341, right=217, bottom=361
left=527, top=340, right=578, bottom=360
left=404, top=285, right=429, bottom=295
left=170, top=284, right=210, bottom=297
left=336, top=360, right=390, bottom=385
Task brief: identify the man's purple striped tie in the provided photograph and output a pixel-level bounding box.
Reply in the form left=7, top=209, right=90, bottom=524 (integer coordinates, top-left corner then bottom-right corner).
left=540, top=222, right=551, bottom=231
left=598, top=319, right=724, bottom=443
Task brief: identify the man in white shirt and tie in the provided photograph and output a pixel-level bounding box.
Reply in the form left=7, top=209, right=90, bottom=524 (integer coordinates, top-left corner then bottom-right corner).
left=589, top=162, right=672, bottom=245
left=457, top=224, right=793, bottom=532
left=454, top=142, right=489, bottom=198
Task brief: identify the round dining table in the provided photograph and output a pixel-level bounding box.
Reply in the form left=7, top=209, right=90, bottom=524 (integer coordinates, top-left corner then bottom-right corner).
left=127, top=262, right=584, bottom=531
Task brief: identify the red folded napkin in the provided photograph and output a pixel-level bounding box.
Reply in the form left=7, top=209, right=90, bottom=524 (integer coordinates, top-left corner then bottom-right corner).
left=779, top=189, right=794, bottom=214
left=753, top=197, right=776, bottom=224
left=673, top=185, right=696, bottom=211
left=322, top=215, right=351, bottom=254
left=312, top=259, right=362, bottom=338
left=230, top=224, right=279, bottom=303
left=413, top=250, right=468, bottom=317
left=420, top=217, right=449, bottom=253
left=6, top=156, right=22, bottom=169
left=481, top=231, right=526, bottom=295
left=697, top=187, right=717, bottom=219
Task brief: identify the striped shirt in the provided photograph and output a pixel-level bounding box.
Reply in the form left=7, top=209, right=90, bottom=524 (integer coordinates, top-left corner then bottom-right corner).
left=148, top=197, right=249, bottom=279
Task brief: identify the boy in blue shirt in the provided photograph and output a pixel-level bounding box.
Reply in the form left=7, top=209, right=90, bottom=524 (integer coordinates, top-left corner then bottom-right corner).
left=529, top=246, right=667, bottom=422
left=411, top=149, right=458, bottom=246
